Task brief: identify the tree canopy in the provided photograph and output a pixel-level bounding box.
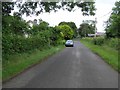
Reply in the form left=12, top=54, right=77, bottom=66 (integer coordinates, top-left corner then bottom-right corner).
left=57, top=24, right=74, bottom=40
left=105, top=1, right=120, bottom=38
left=58, top=21, right=77, bottom=37
left=2, top=1, right=96, bottom=16
left=2, top=15, right=30, bottom=36
left=78, top=22, right=95, bottom=37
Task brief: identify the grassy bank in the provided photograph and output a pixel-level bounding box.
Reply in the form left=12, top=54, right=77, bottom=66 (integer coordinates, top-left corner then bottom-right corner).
left=2, top=45, right=64, bottom=82
left=80, top=37, right=119, bottom=72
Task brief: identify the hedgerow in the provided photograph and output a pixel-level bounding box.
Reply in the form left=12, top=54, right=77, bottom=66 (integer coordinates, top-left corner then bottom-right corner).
left=2, top=15, right=76, bottom=63
left=93, top=37, right=105, bottom=46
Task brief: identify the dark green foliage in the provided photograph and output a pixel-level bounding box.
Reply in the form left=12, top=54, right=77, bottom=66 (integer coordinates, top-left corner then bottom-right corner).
left=49, top=26, right=62, bottom=45
left=2, top=1, right=96, bottom=60
left=2, top=1, right=96, bottom=63
left=2, top=15, right=30, bottom=35
left=2, top=2, right=15, bottom=16
left=105, top=1, right=120, bottom=38
left=2, top=2, right=95, bottom=16
left=78, top=23, right=95, bottom=38
left=3, top=32, right=50, bottom=61
left=2, top=34, right=49, bottom=60
left=105, top=38, right=120, bottom=50
left=92, top=37, right=119, bottom=50
left=2, top=16, right=65, bottom=62
left=58, top=21, right=77, bottom=38
left=57, top=25, right=74, bottom=40
left=93, top=37, right=104, bottom=46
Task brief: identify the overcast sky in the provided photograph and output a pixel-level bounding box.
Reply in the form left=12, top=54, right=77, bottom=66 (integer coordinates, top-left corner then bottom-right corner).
left=20, top=0, right=117, bottom=32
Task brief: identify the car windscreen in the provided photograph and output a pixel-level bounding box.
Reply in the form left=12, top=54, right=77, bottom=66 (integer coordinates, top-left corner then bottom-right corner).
left=66, top=40, right=73, bottom=43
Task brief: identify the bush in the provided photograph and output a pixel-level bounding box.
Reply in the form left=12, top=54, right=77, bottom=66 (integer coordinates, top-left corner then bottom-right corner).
left=2, top=16, right=65, bottom=63
left=93, top=37, right=105, bottom=46
left=57, top=25, right=74, bottom=40
left=2, top=33, right=49, bottom=61
left=106, top=38, right=119, bottom=50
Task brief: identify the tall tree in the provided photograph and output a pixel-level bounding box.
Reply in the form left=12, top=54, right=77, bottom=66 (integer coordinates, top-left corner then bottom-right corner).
left=32, top=20, right=49, bottom=35
left=57, top=25, right=74, bottom=40
left=2, top=15, right=30, bottom=36
left=105, top=1, right=120, bottom=38
left=59, top=21, right=77, bottom=38
left=78, top=23, right=95, bottom=37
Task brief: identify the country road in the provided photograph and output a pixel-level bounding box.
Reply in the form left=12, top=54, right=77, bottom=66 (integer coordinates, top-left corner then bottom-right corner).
left=3, top=41, right=118, bottom=88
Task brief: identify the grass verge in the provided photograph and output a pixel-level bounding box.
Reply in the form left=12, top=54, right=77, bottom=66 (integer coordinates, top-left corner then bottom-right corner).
left=80, top=38, right=119, bottom=72
left=2, top=45, right=64, bottom=82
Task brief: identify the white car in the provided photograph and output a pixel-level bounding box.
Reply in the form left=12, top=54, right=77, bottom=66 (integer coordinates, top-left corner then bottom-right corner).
left=65, top=40, right=74, bottom=47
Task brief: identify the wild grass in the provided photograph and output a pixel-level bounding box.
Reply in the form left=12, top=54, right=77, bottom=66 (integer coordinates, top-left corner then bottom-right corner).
left=2, top=45, right=64, bottom=82
left=80, top=37, right=119, bottom=72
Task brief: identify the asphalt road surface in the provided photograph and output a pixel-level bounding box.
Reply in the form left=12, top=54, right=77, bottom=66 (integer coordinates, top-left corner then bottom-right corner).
left=3, top=41, right=118, bottom=88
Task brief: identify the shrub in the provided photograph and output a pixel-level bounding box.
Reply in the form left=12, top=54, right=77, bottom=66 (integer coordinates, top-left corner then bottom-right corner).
left=57, top=25, right=74, bottom=40
left=93, top=37, right=105, bottom=46
left=106, top=38, right=119, bottom=50
left=2, top=33, right=50, bottom=61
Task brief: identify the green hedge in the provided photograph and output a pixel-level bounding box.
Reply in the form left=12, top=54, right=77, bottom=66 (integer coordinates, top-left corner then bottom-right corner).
left=92, top=37, right=119, bottom=50
left=105, top=38, right=120, bottom=50
left=2, top=16, right=66, bottom=64
left=93, top=37, right=105, bottom=46
left=2, top=33, right=50, bottom=61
